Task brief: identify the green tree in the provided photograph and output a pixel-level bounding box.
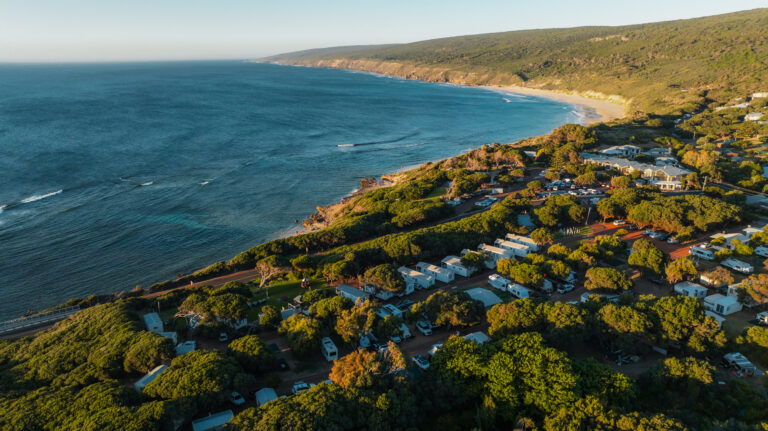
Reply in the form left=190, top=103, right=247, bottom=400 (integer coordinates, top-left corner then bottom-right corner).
left=227, top=335, right=276, bottom=373
left=259, top=304, right=281, bottom=328
left=584, top=267, right=632, bottom=292
left=278, top=314, right=321, bottom=359
left=531, top=227, right=554, bottom=245
left=363, top=264, right=406, bottom=293
left=665, top=258, right=698, bottom=284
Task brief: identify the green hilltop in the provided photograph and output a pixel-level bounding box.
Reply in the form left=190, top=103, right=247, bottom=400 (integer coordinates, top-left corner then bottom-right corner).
left=263, top=8, right=768, bottom=114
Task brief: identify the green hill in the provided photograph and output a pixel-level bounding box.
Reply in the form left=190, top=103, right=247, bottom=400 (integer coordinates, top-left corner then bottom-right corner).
left=262, top=8, right=768, bottom=114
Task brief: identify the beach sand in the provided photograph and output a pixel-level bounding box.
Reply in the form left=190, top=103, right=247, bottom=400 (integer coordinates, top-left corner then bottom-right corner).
left=488, top=85, right=627, bottom=125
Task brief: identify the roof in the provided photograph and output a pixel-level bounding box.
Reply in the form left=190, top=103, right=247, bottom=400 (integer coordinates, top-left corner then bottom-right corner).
left=465, top=287, right=502, bottom=308
left=441, top=255, right=464, bottom=266
left=463, top=331, right=491, bottom=344
left=336, top=284, right=369, bottom=298
left=711, top=232, right=750, bottom=243
left=255, top=388, right=278, bottom=406
left=398, top=266, right=429, bottom=278
left=505, top=233, right=537, bottom=247
left=416, top=262, right=453, bottom=276
left=134, top=365, right=167, bottom=391
left=142, top=312, right=163, bottom=333
left=674, top=281, right=707, bottom=292
left=495, top=239, right=530, bottom=250
left=191, top=410, right=234, bottom=431
left=175, top=341, right=196, bottom=356
left=479, top=244, right=513, bottom=256
left=704, top=294, right=740, bottom=306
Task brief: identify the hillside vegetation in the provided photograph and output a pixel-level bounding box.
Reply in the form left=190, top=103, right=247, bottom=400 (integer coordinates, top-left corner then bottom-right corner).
left=263, top=8, right=768, bottom=114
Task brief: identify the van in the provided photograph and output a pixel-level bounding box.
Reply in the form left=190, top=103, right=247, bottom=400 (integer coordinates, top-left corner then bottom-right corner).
left=689, top=245, right=714, bottom=261
left=321, top=337, right=338, bottom=362
left=721, top=258, right=754, bottom=275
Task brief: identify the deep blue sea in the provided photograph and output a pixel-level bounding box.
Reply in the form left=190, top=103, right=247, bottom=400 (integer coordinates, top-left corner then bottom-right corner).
left=0, top=61, right=588, bottom=319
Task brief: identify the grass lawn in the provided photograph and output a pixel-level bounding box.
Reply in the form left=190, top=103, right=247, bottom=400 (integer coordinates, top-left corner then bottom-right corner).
left=425, top=187, right=447, bottom=199
left=723, top=316, right=751, bottom=339
left=251, top=278, right=327, bottom=308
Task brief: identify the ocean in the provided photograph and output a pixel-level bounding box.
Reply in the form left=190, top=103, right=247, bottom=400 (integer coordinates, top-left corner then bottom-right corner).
left=0, top=61, right=589, bottom=319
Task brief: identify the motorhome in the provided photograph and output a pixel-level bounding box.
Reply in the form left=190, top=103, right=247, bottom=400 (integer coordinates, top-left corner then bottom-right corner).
left=755, top=246, right=768, bottom=258
left=673, top=281, right=708, bottom=299
left=321, top=337, right=338, bottom=362
left=723, top=352, right=756, bottom=376
left=363, top=284, right=394, bottom=301
left=721, top=258, right=754, bottom=275
left=488, top=274, right=511, bottom=291
left=689, top=245, right=715, bottom=260
left=508, top=283, right=530, bottom=299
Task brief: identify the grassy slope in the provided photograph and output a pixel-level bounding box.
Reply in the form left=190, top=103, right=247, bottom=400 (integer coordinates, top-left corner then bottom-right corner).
left=262, top=9, right=768, bottom=114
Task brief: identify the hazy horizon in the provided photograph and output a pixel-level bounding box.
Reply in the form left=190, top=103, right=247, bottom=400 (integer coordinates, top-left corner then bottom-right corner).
left=1, top=1, right=767, bottom=63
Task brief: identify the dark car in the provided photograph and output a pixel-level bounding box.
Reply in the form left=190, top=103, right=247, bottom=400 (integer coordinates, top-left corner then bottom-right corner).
left=277, top=358, right=289, bottom=371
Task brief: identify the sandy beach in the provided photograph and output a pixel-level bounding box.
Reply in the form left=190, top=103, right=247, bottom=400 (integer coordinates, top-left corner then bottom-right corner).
left=488, top=85, right=628, bottom=125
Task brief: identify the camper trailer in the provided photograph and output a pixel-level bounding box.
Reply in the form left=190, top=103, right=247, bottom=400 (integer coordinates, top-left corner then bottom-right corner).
left=721, top=258, right=754, bottom=275
left=508, top=284, right=530, bottom=299
left=488, top=274, right=511, bottom=291
left=321, top=337, right=338, bottom=362
left=689, top=245, right=715, bottom=260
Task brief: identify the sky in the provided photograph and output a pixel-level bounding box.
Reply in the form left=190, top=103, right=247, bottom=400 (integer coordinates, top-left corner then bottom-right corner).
left=0, top=0, right=766, bottom=62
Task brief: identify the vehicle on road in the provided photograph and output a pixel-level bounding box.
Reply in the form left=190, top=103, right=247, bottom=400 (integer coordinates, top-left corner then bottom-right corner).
left=667, top=236, right=679, bottom=244
left=230, top=391, right=245, bottom=406
left=612, top=220, right=626, bottom=226
left=218, top=333, right=228, bottom=343
left=556, top=283, right=575, bottom=294
left=291, top=382, right=311, bottom=395
left=416, top=321, right=433, bottom=336
left=412, top=354, right=430, bottom=371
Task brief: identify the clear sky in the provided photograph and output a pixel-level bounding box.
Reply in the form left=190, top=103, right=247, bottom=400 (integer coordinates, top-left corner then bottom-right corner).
left=1, top=1, right=766, bottom=62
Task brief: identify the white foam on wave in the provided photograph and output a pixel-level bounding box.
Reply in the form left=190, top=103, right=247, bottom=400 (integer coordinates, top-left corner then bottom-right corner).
left=20, top=189, right=62, bottom=204
left=200, top=180, right=210, bottom=186
left=336, top=143, right=355, bottom=147
left=502, top=97, right=512, bottom=103
left=140, top=181, right=154, bottom=186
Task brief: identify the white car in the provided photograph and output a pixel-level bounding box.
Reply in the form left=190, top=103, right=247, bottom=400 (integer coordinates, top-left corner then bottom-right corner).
left=556, top=283, right=575, bottom=294
left=667, top=237, right=679, bottom=244
left=291, top=382, right=311, bottom=395
left=428, top=343, right=443, bottom=357
left=229, top=391, right=245, bottom=406
left=416, top=321, right=433, bottom=336
left=412, top=354, right=430, bottom=371
left=389, top=334, right=402, bottom=344
left=218, top=333, right=229, bottom=342
left=612, top=220, right=626, bottom=226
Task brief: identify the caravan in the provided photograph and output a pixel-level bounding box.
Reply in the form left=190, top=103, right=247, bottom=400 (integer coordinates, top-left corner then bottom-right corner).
left=488, top=274, right=511, bottom=291
left=689, top=245, right=715, bottom=261
left=508, top=284, right=530, bottom=299
left=721, top=258, right=754, bottom=275
left=321, top=337, right=338, bottom=362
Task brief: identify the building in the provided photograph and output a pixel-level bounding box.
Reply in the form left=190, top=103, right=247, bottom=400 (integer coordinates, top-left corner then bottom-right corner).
left=754, top=92, right=768, bottom=99
left=335, top=284, right=371, bottom=303
left=745, top=112, right=765, bottom=121
left=191, top=410, right=234, bottom=431
left=465, top=287, right=502, bottom=309
left=398, top=267, right=435, bottom=289
left=580, top=153, right=691, bottom=182
left=493, top=239, right=533, bottom=258
left=143, top=312, right=164, bottom=334
left=642, top=147, right=672, bottom=157
left=705, top=311, right=726, bottom=328
left=488, top=274, right=511, bottom=291
left=134, top=365, right=168, bottom=392
left=441, top=255, right=473, bottom=277
left=743, top=224, right=766, bottom=238
left=504, top=233, right=539, bottom=252
left=711, top=232, right=750, bottom=249
left=255, top=388, right=278, bottom=406
left=654, top=156, right=678, bottom=166
left=703, top=294, right=743, bottom=316
left=600, top=145, right=641, bottom=158
left=416, top=262, right=455, bottom=283
left=674, top=281, right=708, bottom=299
left=464, top=331, right=491, bottom=344
left=652, top=180, right=684, bottom=191
left=478, top=244, right=516, bottom=268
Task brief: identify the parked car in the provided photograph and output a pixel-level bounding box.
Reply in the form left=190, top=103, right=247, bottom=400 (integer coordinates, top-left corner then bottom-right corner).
left=556, top=283, right=575, bottom=294
left=389, top=334, right=402, bottom=344
left=218, top=333, right=229, bottom=342
left=291, top=382, right=311, bottom=395
left=428, top=344, right=443, bottom=357
left=612, top=219, right=626, bottom=226
left=229, top=391, right=246, bottom=406
left=667, top=236, right=679, bottom=244
left=412, top=354, right=430, bottom=371
left=416, top=321, right=433, bottom=336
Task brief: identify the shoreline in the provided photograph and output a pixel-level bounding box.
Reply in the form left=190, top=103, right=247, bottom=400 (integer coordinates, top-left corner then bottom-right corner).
left=487, top=85, right=627, bottom=125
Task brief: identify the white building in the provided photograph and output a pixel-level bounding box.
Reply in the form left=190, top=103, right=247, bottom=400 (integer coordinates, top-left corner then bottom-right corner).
left=600, top=145, right=641, bottom=158
left=745, top=112, right=765, bottom=121
left=478, top=244, right=516, bottom=268
left=363, top=284, right=394, bottom=301
left=398, top=266, right=435, bottom=289
left=704, top=294, right=743, bottom=316
left=416, top=262, right=455, bottom=283
left=441, top=255, right=473, bottom=277
left=493, top=239, right=533, bottom=258
left=673, top=281, right=708, bottom=299
left=581, top=153, right=691, bottom=181
left=143, top=312, right=164, bottom=334
left=134, top=365, right=167, bottom=392
left=465, top=287, right=502, bottom=309
left=191, top=410, right=234, bottom=431
left=652, top=180, right=684, bottom=191
left=335, top=284, right=371, bottom=303
left=642, top=147, right=672, bottom=157
left=753, top=92, right=768, bottom=99
left=504, top=233, right=540, bottom=252
left=711, top=232, right=751, bottom=249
